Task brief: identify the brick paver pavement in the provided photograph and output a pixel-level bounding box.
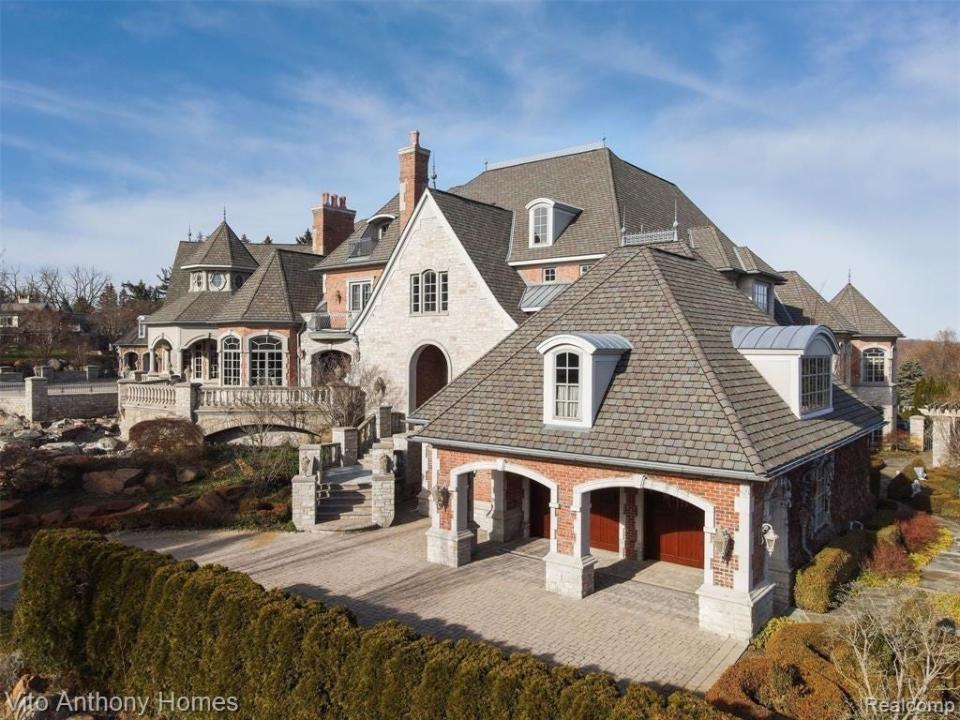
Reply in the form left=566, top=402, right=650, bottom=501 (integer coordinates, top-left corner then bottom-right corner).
left=1, top=514, right=745, bottom=692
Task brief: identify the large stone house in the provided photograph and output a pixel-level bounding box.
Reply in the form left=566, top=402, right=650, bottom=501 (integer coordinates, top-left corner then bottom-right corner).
left=411, top=241, right=881, bottom=640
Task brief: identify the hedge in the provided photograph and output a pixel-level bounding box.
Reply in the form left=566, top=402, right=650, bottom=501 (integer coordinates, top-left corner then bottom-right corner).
left=793, top=529, right=874, bottom=613
left=13, top=529, right=731, bottom=720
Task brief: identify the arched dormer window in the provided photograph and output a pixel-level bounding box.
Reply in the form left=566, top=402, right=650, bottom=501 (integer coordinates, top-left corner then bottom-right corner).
left=410, top=269, right=448, bottom=314
left=862, top=348, right=886, bottom=384
left=537, top=333, right=632, bottom=428
left=525, top=198, right=582, bottom=249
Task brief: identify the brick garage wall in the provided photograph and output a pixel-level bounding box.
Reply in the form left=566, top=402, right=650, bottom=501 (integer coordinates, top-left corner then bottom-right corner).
left=435, top=447, right=746, bottom=590
left=783, top=437, right=874, bottom=568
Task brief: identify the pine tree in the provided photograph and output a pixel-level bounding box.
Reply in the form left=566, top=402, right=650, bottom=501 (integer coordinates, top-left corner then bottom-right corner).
left=295, top=228, right=312, bottom=245
left=896, top=359, right=924, bottom=410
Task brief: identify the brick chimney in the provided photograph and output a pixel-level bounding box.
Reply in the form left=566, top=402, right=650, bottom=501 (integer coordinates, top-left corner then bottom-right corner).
left=398, top=130, right=430, bottom=229
left=311, top=192, right=357, bottom=256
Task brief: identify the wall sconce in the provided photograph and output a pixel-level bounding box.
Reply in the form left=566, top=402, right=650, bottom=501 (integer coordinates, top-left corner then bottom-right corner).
left=713, top=528, right=733, bottom=561
left=430, top=485, right=450, bottom=512
left=760, top=523, right=778, bottom=556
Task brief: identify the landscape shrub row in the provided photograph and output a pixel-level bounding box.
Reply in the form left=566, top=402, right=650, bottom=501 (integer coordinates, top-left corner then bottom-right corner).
left=792, top=529, right=874, bottom=613
left=13, top=529, right=730, bottom=720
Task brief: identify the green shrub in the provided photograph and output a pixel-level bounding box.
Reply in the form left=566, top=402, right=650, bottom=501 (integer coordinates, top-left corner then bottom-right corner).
left=793, top=530, right=874, bottom=613
left=12, top=529, right=733, bottom=720
left=751, top=615, right=797, bottom=650
left=875, top=523, right=902, bottom=546
left=556, top=673, right=619, bottom=720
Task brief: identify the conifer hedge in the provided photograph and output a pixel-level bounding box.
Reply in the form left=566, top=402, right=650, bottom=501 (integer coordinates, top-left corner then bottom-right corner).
left=12, top=529, right=730, bottom=719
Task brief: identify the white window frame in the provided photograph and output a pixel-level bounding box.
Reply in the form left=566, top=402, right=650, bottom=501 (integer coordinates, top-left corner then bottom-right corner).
left=221, top=336, right=241, bottom=386
left=553, top=351, right=581, bottom=420
left=348, top=280, right=372, bottom=313
left=190, top=271, right=205, bottom=292
left=862, top=348, right=886, bottom=384
left=543, top=267, right=557, bottom=283
left=800, top=355, right=832, bottom=416
left=752, top=281, right=771, bottom=313
left=580, top=264, right=592, bottom=276
left=413, top=270, right=448, bottom=315
left=249, top=335, right=284, bottom=387
left=410, top=274, right=421, bottom=313
left=810, top=457, right=834, bottom=531
left=529, top=204, right=551, bottom=247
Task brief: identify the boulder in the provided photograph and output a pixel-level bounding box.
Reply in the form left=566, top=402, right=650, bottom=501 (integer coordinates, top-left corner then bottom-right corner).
left=98, top=498, right=135, bottom=514
left=118, top=501, right=151, bottom=516
left=2, top=514, right=38, bottom=532
left=142, top=471, right=173, bottom=492
left=39, top=509, right=67, bottom=527
left=169, top=495, right=191, bottom=508
left=12, top=429, right=42, bottom=442
left=82, top=468, right=145, bottom=495
left=80, top=442, right=104, bottom=455
left=0, top=498, right=24, bottom=517
left=189, top=490, right=226, bottom=516
left=94, top=436, right=120, bottom=452
left=69, top=505, right=100, bottom=521
left=122, top=486, right=148, bottom=497
left=214, top=485, right=247, bottom=502
left=39, top=442, right=81, bottom=456
left=176, top=466, right=204, bottom=484
left=59, top=424, right=88, bottom=441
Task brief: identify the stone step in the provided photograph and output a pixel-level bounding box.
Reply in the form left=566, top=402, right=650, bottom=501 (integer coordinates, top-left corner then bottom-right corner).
left=309, top=517, right=378, bottom=533
left=318, top=500, right=373, bottom=512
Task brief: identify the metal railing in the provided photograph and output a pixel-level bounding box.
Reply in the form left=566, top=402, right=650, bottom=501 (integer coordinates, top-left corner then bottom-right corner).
left=308, top=310, right=360, bottom=332
left=47, top=379, right=118, bottom=395
left=122, top=383, right=176, bottom=408
left=622, top=228, right=678, bottom=246
left=198, top=385, right=329, bottom=409
left=0, top=383, right=24, bottom=396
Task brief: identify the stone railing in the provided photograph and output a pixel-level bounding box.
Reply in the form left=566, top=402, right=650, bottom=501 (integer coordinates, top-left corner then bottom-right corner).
left=121, top=382, right=177, bottom=409
left=198, top=385, right=329, bottom=409
left=357, top=412, right=376, bottom=455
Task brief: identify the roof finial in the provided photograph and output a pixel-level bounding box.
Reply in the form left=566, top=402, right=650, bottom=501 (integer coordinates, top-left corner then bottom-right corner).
left=430, top=159, right=438, bottom=189
left=223, top=206, right=227, bottom=223
left=601, top=136, right=606, bottom=148
left=848, top=268, right=852, bottom=285
left=188, top=225, right=192, bottom=242
left=483, top=158, right=488, bottom=171
left=672, top=200, right=679, bottom=241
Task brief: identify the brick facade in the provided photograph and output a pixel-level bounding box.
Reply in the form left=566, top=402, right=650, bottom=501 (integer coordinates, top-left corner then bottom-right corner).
left=516, top=261, right=591, bottom=285
left=323, top=268, right=383, bottom=329
left=311, top=193, right=356, bottom=257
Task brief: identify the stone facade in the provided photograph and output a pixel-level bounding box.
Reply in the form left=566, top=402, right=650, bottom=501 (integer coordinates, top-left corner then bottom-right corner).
left=355, top=195, right=519, bottom=414
left=849, top=337, right=898, bottom=428
left=17, top=377, right=118, bottom=423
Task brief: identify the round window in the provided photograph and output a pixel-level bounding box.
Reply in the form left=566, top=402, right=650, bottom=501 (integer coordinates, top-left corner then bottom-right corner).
left=209, top=272, right=226, bottom=290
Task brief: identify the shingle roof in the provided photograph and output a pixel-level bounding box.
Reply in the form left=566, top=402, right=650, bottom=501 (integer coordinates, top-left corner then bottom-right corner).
left=775, top=271, right=858, bottom=334
left=830, top=283, right=903, bottom=338
left=414, top=243, right=881, bottom=479
left=313, top=195, right=401, bottom=270
left=115, top=326, right=146, bottom=346
left=214, top=248, right=322, bottom=324
left=185, top=222, right=259, bottom=270
left=688, top=226, right=784, bottom=282
left=429, top=189, right=527, bottom=323
left=731, top=325, right=837, bottom=351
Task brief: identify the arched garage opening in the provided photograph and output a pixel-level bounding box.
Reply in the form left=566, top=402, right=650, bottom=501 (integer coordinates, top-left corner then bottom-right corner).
left=410, top=343, right=449, bottom=412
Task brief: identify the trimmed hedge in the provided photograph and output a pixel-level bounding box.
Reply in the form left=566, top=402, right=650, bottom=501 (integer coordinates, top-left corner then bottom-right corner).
left=793, top=530, right=874, bottom=613
left=13, top=529, right=731, bottom=720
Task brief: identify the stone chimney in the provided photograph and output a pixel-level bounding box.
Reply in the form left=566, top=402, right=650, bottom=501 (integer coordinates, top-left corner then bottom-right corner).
left=311, top=192, right=357, bottom=256
left=398, top=130, right=430, bottom=229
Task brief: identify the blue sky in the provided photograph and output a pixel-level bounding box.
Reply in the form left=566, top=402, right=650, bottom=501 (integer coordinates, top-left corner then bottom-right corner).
left=2, top=1, right=958, bottom=338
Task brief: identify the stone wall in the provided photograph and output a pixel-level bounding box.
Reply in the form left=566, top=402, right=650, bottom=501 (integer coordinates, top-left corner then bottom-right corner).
left=355, top=195, right=519, bottom=414
left=14, top=378, right=118, bottom=422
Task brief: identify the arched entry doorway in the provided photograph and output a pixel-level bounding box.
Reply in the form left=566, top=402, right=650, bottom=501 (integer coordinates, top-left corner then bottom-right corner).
left=410, top=343, right=449, bottom=411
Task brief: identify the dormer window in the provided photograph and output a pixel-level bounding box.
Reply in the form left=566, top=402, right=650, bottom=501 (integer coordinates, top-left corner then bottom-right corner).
left=191, top=272, right=204, bottom=292
left=525, top=198, right=582, bottom=248
left=378, top=222, right=390, bottom=240
left=543, top=267, right=557, bottom=283
left=752, top=281, right=771, bottom=313
left=137, top=315, right=146, bottom=339
left=731, top=325, right=839, bottom=419
left=538, top=332, right=632, bottom=428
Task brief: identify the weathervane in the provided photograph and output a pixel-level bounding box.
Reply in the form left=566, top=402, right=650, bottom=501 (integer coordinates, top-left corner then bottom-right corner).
left=430, top=160, right=438, bottom=189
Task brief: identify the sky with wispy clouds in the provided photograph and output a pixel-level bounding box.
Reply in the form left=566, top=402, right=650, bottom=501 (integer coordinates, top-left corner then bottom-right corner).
left=2, top=1, right=957, bottom=337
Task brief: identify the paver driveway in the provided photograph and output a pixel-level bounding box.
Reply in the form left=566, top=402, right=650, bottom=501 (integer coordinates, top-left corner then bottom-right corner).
left=0, top=514, right=744, bottom=692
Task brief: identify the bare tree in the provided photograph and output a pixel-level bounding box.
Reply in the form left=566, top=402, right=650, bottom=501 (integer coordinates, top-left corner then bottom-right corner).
left=21, top=308, right=69, bottom=362
left=65, top=264, right=110, bottom=312
left=314, top=359, right=396, bottom=428
left=831, top=590, right=960, bottom=720
left=233, top=389, right=314, bottom=492
left=31, top=265, right=66, bottom=306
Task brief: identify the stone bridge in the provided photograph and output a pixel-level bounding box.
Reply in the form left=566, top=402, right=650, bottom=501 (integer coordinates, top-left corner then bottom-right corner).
left=118, top=380, right=333, bottom=442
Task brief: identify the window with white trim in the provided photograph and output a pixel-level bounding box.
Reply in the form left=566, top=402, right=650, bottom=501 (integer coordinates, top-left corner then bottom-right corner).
left=222, top=337, right=241, bottom=386
left=413, top=270, right=448, bottom=314
left=191, top=345, right=204, bottom=378
left=208, top=347, right=219, bottom=380
left=543, top=267, right=557, bottom=283
left=810, top=457, right=834, bottom=530
left=348, top=281, right=372, bottom=314
left=752, top=281, right=771, bottom=313
left=250, top=336, right=283, bottom=386
left=439, top=271, right=448, bottom=311
left=862, top=348, right=886, bottom=383
left=800, top=356, right=831, bottom=414
left=553, top=352, right=581, bottom=420
left=580, top=264, right=592, bottom=276
left=531, top=204, right=549, bottom=245
left=423, top=271, right=437, bottom=312
left=410, top=274, right=420, bottom=313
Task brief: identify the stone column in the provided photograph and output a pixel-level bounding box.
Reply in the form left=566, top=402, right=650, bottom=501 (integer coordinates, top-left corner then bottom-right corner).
left=909, top=415, right=926, bottom=452
left=489, top=470, right=508, bottom=542
left=545, top=493, right=596, bottom=599
left=426, top=470, right=473, bottom=567
left=332, top=427, right=358, bottom=466
left=370, top=447, right=396, bottom=528
left=84, top=365, right=99, bottom=382
left=24, top=377, right=49, bottom=423
left=932, top=413, right=958, bottom=467
left=291, top=474, right=319, bottom=530
left=173, top=382, right=198, bottom=422
left=377, top=405, right=393, bottom=441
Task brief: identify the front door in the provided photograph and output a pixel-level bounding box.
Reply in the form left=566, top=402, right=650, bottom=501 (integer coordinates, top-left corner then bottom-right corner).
left=590, top=488, right=620, bottom=552
left=644, top=493, right=705, bottom=568
left=528, top=482, right=551, bottom=539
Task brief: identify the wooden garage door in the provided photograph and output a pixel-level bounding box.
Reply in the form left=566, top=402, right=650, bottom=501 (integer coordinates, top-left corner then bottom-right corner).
left=590, top=488, right=620, bottom=552
left=528, top=482, right=551, bottom=539
left=644, top=493, right=704, bottom=569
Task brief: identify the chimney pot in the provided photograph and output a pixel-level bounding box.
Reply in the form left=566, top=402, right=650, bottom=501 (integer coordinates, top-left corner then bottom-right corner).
left=322, top=192, right=329, bottom=205
left=410, top=130, right=420, bottom=147
left=339, top=196, right=346, bottom=208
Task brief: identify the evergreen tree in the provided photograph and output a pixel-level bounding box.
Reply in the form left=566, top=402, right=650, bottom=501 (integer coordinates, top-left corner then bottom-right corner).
left=295, top=228, right=312, bottom=245
left=896, top=359, right=924, bottom=410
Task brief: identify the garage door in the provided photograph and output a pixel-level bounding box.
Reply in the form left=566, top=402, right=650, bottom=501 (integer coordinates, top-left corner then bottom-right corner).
left=643, top=493, right=704, bottom=569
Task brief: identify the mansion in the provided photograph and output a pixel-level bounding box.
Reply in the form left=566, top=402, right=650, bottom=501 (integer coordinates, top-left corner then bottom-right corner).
left=116, top=132, right=902, bottom=639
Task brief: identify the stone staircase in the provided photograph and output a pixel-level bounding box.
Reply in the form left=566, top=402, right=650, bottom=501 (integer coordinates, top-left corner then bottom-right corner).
left=310, top=439, right=396, bottom=532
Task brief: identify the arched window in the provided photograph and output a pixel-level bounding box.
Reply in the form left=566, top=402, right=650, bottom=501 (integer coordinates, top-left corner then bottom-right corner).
left=862, top=348, right=886, bottom=383
left=250, top=336, right=283, bottom=386
left=422, top=270, right=438, bottom=312
left=531, top=205, right=549, bottom=245
left=222, top=336, right=241, bottom=386
left=554, top=352, right=581, bottom=419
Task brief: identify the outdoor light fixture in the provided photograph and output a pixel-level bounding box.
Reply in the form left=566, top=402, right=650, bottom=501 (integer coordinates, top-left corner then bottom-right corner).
left=760, top=523, right=778, bottom=556
left=712, top=528, right=733, bottom=560
left=430, top=485, right=450, bottom=511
